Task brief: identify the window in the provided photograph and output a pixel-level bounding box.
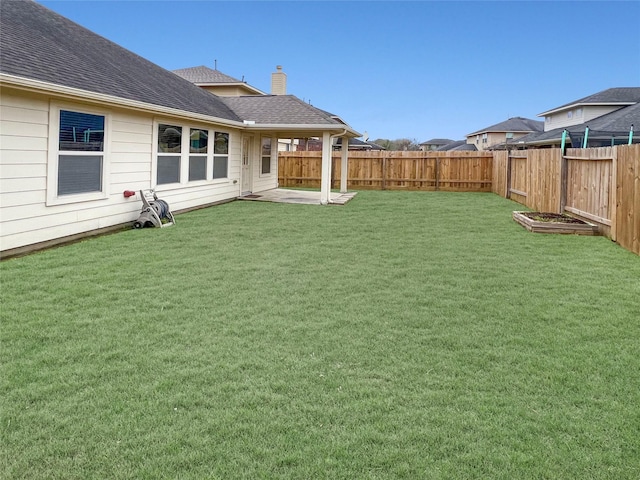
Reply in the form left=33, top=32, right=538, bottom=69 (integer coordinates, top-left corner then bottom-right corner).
left=213, top=132, right=229, bottom=179
left=157, top=124, right=182, bottom=184
left=57, top=110, right=105, bottom=196
left=261, top=137, right=272, bottom=174
left=567, top=111, right=573, bottom=119
left=189, top=128, right=207, bottom=181
left=506, top=132, right=514, bottom=139
left=155, top=123, right=230, bottom=186
left=482, top=133, right=488, bottom=144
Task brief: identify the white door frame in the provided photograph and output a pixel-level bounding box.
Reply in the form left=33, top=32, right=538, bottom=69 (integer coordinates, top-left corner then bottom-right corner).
left=241, top=135, right=253, bottom=195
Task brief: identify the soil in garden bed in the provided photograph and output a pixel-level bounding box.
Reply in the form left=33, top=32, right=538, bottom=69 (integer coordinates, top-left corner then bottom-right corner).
left=520, top=212, right=588, bottom=224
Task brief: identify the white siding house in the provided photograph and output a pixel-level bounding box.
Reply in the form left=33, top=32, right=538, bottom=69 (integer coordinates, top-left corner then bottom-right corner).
left=0, top=1, right=358, bottom=256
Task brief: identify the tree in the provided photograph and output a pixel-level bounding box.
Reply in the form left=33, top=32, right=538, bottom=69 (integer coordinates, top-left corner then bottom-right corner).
left=371, top=138, right=420, bottom=151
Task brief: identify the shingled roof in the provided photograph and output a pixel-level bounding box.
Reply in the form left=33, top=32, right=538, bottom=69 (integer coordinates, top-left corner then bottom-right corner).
left=467, top=117, right=544, bottom=137
left=518, top=102, right=640, bottom=145
left=0, top=0, right=241, bottom=122
left=539, top=87, right=640, bottom=116
left=419, top=138, right=455, bottom=146
left=221, top=95, right=347, bottom=126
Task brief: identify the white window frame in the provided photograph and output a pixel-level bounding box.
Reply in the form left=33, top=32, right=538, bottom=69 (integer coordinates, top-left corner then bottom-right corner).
left=188, top=127, right=209, bottom=183
left=212, top=131, right=230, bottom=180
left=47, top=103, right=111, bottom=206
left=260, top=135, right=275, bottom=177
left=152, top=120, right=231, bottom=190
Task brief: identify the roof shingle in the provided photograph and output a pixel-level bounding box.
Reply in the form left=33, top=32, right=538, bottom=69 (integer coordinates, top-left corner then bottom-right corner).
left=0, top=0, right=241, bottom=122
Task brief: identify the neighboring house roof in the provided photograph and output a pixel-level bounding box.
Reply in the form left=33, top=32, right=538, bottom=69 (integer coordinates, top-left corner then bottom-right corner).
left=419, top=138, right=454, bottom=146
left=467, top=117, right=544, bottom=136
left=538, top=87, right=640, bottom=116
left=435, top=140, right=468, bottom=151
left=221, top=95, right=348, bottom=126
left=172, top=65, right=265, bottom=94
left=0, top=0, right=241, bottom=122
left=334, top=138, right=386, bottom=150
left=512, top=102, right=640, bottom=147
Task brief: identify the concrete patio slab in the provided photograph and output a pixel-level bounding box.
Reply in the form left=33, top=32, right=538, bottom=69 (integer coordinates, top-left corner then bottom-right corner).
left=238, top=189, right=357, bottom=205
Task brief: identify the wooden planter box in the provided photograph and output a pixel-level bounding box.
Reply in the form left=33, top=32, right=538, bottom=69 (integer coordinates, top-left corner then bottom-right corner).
left=513, top=211, right=600, bottom=235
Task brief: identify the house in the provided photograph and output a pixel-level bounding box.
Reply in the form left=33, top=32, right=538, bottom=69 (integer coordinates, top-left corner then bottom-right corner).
left=539, top=87, right=640, bottom=132
left=172, top=65, right=266, bottom=97
left=177, top=64, right=373, bottom=154
left=0, top=0, right=359, bottom=256
left=419, top=138, right=455, bottom=151
left=510, top=87, right=640, bottom=149
left=466, top=117, right=543, bottom=151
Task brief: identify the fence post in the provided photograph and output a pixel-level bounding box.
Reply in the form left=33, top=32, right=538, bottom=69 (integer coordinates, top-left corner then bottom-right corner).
left=610, top=147, right=618, bottom=241
left=560, top=154, right=567, bottom=212
left=382, top=154, right=387, bottom=190
left=435, top=157, right=440, bottom=191
left=505, top=153, right=512, bottom=198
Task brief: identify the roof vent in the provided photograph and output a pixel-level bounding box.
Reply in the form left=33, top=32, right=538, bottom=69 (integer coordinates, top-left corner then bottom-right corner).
left=271, top=65, right=287, bottom=95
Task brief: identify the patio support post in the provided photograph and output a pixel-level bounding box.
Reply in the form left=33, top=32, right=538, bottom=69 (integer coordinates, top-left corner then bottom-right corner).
left=340, top=136, right=348, bottom=193
left=320, top=131, right=332, bottom=205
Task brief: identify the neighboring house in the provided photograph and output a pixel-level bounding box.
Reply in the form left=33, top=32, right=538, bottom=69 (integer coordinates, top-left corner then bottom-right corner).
left=509, top=87, right=640, bottom=149
left=513, top=101, right=640, bottom=149
left=539, top=87, right=640, bottom=132
left=0, top=0, right=358, bottom=255
left=419, top=138, right=454, bottom=151
left=466, top=117, right=543, bottom=151
left=172, top=65, right=266, bottom=96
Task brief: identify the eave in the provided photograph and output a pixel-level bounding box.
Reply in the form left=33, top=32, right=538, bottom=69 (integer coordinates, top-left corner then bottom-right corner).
left=197, top=82, right=265, bottom=95
left=0, top=73, right=247, bottom=128
left=0, top=73, right=360, bottom=137
left=242, top=123, right=361, bottom=138
left=466, top=129, right=536, bottom=137
left=538, top=102, right=635, bottom=117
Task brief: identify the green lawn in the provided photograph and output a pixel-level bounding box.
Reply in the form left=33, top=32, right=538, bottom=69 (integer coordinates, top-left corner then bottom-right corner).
left=2, top=191, right=639, bottom=479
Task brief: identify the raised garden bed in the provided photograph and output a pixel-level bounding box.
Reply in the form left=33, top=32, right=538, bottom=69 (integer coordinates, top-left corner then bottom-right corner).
left=513, top=211, right=600, bottom=235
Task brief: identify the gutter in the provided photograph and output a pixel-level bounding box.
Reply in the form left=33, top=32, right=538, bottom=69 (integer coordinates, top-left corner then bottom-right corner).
left=0, top=73, right=247, bottom=128
left=1, top=73, right=362, bottom=137
left=538, top=102, right=635, bottom=117
left=242, top=123, right=361, bottom=137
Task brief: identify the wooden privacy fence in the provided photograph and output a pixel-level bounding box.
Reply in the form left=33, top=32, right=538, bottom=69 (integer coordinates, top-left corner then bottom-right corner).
left=279, top=151, right=494, bottom=192
left=493, top=144, right=639, bottom=255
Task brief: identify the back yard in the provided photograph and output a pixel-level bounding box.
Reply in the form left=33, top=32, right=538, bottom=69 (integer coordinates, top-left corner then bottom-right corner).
left=2, top=191, right=639, bottom=479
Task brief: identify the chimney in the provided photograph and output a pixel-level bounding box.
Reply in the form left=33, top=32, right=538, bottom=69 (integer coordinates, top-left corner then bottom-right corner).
left=271, top=65, right=287, bottom=95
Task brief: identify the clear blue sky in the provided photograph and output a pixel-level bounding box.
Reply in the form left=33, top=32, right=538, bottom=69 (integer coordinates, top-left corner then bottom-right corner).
left=39, top=0, right=640, bottom=142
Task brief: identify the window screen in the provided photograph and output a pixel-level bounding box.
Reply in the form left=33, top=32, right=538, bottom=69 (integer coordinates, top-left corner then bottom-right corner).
left=58, top=155, right=103, bottom=195
left=157, top=156, right=180, bottom=184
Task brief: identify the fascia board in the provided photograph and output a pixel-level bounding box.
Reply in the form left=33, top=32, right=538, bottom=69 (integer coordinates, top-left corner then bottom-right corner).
left=243, top=123, right=362, bottom=137
left=1, top=74, right=361, bottom=137
left=196, top=82, right=266, bottom=95
left=466, top=129, right=533, bottom=137
left=538, top=102, right=635, bottom=117
left=0, top=73, right=247, bottom=128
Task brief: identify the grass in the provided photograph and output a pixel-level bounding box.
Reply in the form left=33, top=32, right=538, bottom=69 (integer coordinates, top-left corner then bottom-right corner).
left=2, top=190, right=639, bottom=479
